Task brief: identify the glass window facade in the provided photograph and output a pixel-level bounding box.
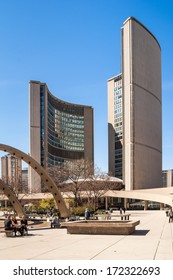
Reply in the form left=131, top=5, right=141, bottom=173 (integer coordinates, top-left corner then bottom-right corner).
left=113, top=75, right=123, bottom=179
left=162, top=171, right=167, bottom=187
left=47, top=103, right=84, bottom=151
left=29, top=80, right=93, bottom=193
left=41, top=89, right=88, bottom=167
left=162, top=169, right=173, bottom=187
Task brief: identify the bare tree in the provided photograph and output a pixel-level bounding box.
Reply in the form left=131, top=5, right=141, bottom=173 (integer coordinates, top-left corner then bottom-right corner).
left=84, top=170, right=124, bottom=211
left=44, top=159, right=123, bottom=210
left=43, top=159, right=94, bottom=207
left=45, top=164, right=69, bottom=191
left=61, top=159, right=94, bottom=207
left=7, top=176, right=28, bottom=202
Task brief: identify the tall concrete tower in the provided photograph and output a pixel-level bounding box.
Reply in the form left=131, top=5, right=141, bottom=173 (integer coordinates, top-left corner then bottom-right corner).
left=108, top=17, right=162, bottom=190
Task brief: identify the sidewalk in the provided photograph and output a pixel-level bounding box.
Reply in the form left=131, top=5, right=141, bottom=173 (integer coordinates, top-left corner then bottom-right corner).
left=0, top=210, right=173, bottom=260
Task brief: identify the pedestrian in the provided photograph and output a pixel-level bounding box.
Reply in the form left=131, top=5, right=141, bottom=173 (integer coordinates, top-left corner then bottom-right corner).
left=4, top=215, right=16, bottom=235
left=11, top=215, right=24, bottom=236
left=20, top=215, right=28, bottom=233
left=51, top=215, right=60, bottom=228
left=85, top=208, right=90, bottom=220
left=165, top=208, right=169, bottom=216
left=168, top=208, right=173, bottom=223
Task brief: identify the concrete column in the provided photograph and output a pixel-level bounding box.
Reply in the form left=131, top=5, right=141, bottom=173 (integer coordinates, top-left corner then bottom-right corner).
left=124, top=198, right=128, bottom=209
left=144, top=200, right=148, bottom=210
left=167, top=170, right=172, bottom=187
left=160, top=203, right=164, bottom=210
left=105, top=197, right=108, bottom=210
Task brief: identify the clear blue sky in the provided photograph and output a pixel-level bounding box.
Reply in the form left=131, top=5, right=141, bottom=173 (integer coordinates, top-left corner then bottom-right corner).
left=0, top=0, right=173, bottom=173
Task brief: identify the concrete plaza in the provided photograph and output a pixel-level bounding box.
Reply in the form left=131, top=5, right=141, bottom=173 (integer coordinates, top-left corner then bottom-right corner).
left=0, top=210, right=173, bottom=260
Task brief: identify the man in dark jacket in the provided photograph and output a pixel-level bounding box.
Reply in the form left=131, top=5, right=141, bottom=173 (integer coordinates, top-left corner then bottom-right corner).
left=4, top=215, right=12, bottom=229
left=4, top=215, right=17, bottom=236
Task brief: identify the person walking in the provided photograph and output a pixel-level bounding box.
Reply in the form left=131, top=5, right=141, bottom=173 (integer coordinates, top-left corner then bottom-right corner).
left=168, top=208, right=173, bottom=223
left=85, top=208, right=90, bottom=220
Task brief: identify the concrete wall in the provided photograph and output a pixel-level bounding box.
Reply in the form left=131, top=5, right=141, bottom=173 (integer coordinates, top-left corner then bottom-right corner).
left=122, top=17, right=162, bottom=190
left=29, top=81, right=41, bottom=193
left=84, top=107, right=94, bottom=163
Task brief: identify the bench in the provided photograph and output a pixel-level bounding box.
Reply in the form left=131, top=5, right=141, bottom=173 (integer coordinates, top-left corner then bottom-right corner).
left=111, top=214, right=131, bottom=220
left=51, top=223, right=60, bottom=228
left=95, top=214, right=131, bottom=221
left=23, top=228, right=28, bottom=235
left=4, top=230, right=15, bottom=237
left=4, top=227, right=28, bottom=237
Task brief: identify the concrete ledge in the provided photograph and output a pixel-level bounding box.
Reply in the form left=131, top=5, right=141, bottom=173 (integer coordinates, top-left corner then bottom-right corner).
left=65, top=220, right=140, bottom=235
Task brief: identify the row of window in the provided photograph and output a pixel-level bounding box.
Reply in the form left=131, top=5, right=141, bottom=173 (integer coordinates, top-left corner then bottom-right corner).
left=115, top=117, right=122, bottom=123
left=48, top=103, right=84, bottom=120
left=115, top=112, right=122, bottom=118
left=115, top=126, right=122, bottom=132
left=48, top=108, right=84, bottom=126
left=48, top=153, right=73, bottom=167
left=48, top=115, right=84, bottom=133
left=114, top=108, right=122, bottom=114
left=115, top=135, right=123, bottom=141
left=48, top=128, right=84, bottom=143
left=60, top=110, right=84, bottom=120
left=48, top=137, right=84, bottom=151
left=114, top=76, right=122, bottom=84
left=48, top=114, right=84, bottom=130
left=115, top=122, right=122, bottom=127
left=114, top=99, right=122, bottom=105
left=114, top=103, right=122, bottom=109
left=48, top=132, right=84, bottom=146
left=115, top=149, right=122, bottom=155
left=48, top=134, right=84, bottom=147
left=114, top=95, right=122, bottom=100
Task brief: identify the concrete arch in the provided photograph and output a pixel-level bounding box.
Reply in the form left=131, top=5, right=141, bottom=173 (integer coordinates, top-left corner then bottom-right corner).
left=0, top=144, right=70, bottom=218
left=0, top=179, right=25, bottom=217
left=105, top=187, right=173, bottom=208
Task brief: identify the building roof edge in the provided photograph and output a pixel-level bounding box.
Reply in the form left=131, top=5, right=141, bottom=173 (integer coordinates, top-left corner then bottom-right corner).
left=107, top=73, right=122, bottom=82
left=123, top=17, right=161, bottom=50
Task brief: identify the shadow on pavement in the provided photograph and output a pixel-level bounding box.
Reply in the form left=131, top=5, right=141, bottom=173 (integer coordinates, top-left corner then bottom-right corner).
left=132, top=229, right=150, bottom=236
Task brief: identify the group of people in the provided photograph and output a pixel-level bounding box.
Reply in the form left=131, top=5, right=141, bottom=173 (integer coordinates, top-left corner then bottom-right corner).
left=4, top=215, right=28, bottom=236
left=165, top=207, right=173, bottom=223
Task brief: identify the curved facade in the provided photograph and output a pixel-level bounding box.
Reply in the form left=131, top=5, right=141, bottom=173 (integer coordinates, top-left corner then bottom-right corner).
left=122, top=17, right=162, bottom=190
left=29, top=81, right=94, bottom=192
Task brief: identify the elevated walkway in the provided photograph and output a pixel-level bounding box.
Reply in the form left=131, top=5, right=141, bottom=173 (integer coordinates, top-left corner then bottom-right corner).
left=104, top=187, right=173, bottom=209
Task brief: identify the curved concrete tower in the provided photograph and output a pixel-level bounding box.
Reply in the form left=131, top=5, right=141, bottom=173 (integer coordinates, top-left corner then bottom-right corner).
left=122, top=17, right=162, bottom=190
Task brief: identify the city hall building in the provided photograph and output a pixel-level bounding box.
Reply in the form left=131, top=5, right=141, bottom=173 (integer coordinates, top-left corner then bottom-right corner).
left=108, top=17, right=162, bottom=190
left=29, top=81, right=94, bottom=193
